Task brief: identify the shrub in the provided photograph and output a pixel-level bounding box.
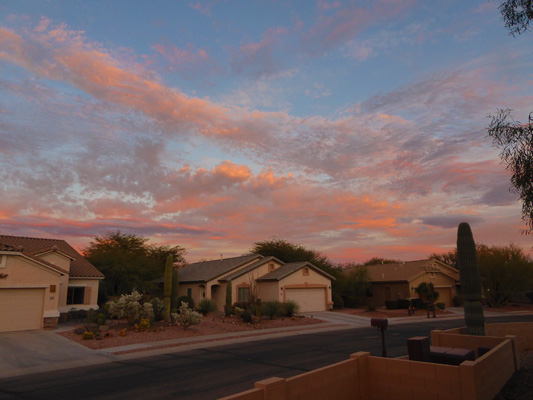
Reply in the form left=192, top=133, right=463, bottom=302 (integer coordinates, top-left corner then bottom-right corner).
left=95, top=313, right=107, bottom=326
left=436, top=302, right=446, bottom=310
left=282, top=300, right=300, bottom=317
left=397, top=299, right=410, bottom=309
left=411, top=298, right=423, bottom=309
left=342, top=295, right=362, bottom=308
left=140, top=302, right=155, bottom=321
left=233, top=302, right=249, bottom=310
left=175, top=301, right=202, bottom=329
left=151, top=297, right=164, bottom=321
left=366, top=303, right=377, bottom=312
left=137, top=318, right=150, bottom=330
left=453, top=295, right=465, bottom=307
left=526, top=291, right=533, bottom=304
left=385, top=300, right=399, bottom=310
left=240, top=310, right=252, bottom=323
left=82, top=331, right=95, bottom=340
left=197, top=299, right=217, bottom=315
left=176, top=296, right=195, bottom=311
left=107, top=291, right=144, bottom=324
left=332, top=293, right=344, bottom=309
left=87, top=309, right=98, bottom=323
left=233, top=306, right=244, bottom=317
left=262, top=300, right=282, bottom=319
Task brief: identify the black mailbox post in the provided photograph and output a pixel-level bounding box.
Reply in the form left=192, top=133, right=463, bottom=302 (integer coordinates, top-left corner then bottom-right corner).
left=371, top=318, right=388, bottom=357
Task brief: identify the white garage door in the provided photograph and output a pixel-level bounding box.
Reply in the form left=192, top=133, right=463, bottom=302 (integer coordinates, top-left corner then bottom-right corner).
left=0, top=288, right=44, bottom=332
left=285, top=288, right=326, bottom=312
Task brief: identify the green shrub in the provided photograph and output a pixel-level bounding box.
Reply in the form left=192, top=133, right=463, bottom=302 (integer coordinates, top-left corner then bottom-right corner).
left=95, top=313, right=106, bottom=326
left=332, top=293, right=344, bottom=309
left=177, top=296, right=195, bottom=310
left=174, top=301, right=202, bottom=329
left=233, top=306, right=244, bottom=317
left=82, top=331, right=95, bottom=340
left=342, top=295, right=362, bottom=308
left=436, top=302, right=446, bottom=310
left=140, top=302, right=155, bottom=321
left=282, top=300, right=300, bottom=317
left=151, top=297, right=164, bottom=321
left=137, top=318, right=150, bottom=330
left=397, top=299, right=410, bottom=309
left=262, top=300, right=282, bottom=319
left=240, top=310, right=252, bottom=323
left=107, top=291, right=144, bottom=324
left=87, top=309, right=98, bottom=323
left=411, top=298, right=423, bottom=309
left=233, top=302, right=249, bottom=310
left=197, top=299, right=217, bottom=315
left=366, top=303, right=377, bottom=312
left=385, top=300, right=399, bottom=310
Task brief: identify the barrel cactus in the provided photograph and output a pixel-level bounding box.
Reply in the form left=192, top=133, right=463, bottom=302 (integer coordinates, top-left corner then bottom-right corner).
left=456, top=222, right=485, bottom=335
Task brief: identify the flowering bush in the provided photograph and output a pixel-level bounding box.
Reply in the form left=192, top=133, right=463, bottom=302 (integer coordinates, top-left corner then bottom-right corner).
left=173, top=301, right=202, bottom=329
left=107, top=291, right=146, bottom=324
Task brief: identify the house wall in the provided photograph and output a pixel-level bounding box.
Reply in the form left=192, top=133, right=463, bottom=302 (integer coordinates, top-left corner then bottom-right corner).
left=58, top=278, right=100, bottom=312
left=366, top=282, right=410, bottom=305
left=257, top=281, right=279, bottom=302
left=38, top=252, right=71, bottom=273
left=280, top=268, right=333, bottom=308
left=0, top=255, right=61, bottom=315
left=177, top=283, right=205, bottom=308
left=410, top=273, right=456, bottom=306
left=227, top=260, right=284, bottom=304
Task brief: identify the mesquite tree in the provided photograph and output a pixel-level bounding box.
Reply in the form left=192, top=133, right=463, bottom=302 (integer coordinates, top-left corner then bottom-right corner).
left=457, top=222, right=485, bottom=336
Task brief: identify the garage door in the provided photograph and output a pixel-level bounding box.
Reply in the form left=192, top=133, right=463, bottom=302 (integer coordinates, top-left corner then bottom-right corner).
left=0, top=289, right=44, bottom=332
left=285, top=288, right=326, bottom=312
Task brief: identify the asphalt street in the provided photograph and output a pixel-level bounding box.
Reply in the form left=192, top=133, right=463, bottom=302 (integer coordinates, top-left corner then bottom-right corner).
left=0, top=315, right=531, bottom=400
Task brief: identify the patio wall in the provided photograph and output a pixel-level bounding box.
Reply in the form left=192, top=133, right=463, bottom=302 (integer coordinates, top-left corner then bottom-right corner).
left=220, top=322, right=529, bottom=400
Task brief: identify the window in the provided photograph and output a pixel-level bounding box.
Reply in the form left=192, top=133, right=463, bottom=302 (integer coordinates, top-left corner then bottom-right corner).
left=187, top=288, right=192, bottom=298
left=50, top=285, right=56, bottom=293
left=238, top=287, right=250, bottom=303
left=268, top=263, right=275, bottom=271
left=302, top=267, right=309, bottom=276
left=66, top=287, right=85, bottom=305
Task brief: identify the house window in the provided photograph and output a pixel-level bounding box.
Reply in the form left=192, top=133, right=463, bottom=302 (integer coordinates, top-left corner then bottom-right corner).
left=50, top=285, right=56, bottom=293
left=302, top=267, right=310, bottom=276
left=238, top=287, right=250, bottom=303
left=66, top=287, right=85, bottom=305
left=268, top=263, right=275, bottom=271
left=187, top=288, right=192, bottom=298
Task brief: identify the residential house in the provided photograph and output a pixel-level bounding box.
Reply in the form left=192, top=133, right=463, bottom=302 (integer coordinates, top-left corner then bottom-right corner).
left=178, top=254, right=335, bottom=312
left=0, top=235, right=104, bottom=332
left=362, top=259, right=460, bottom=307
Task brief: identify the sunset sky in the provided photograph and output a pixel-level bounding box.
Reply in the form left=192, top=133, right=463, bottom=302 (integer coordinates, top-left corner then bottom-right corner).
left=0, top=0, right=532, bottom=264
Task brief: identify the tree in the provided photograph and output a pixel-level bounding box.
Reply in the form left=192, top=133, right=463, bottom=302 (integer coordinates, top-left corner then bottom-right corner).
left=83, top=231, right=186, bottom=301
left=488, top=2, right=533, bottom=233
left=361, top=257, right=398, bottom=266
left=499, top=0, right=533, bottom=36
left=428, top=251, right=457, bottom=267
left=251, top=238, right=337, bottom=277
left=488, top=110, right=533, bottom=233
left=335, top=263, right=371, bottom=308
left=477, top=243, right=533, bottom=307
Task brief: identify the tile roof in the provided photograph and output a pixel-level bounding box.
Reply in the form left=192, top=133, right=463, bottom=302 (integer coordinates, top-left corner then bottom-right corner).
left=179, top=254, right=262, bottom=282
left=0, top=235, right=104, bottom=278
left=221, top=256, right=285, bottom=281
left=363, top=259, right=459, bottom=283
left=257, top=261, right=336, bottom=281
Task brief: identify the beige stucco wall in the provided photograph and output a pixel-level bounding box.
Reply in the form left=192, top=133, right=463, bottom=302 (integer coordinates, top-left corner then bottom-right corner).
left=0, top=254, right=61, bottom=316
left=367, top=282, right=410, bottom=305
left=410, top=273, right=456, bottom=306
left=279, top=267, right=333, bottom=306
left=38, top=252, right=71, bottom=273
left=227, top=260, right=284, bottom=304
left=257, top=281, right=280, bottom=302
left=177, top=283, right=205, bottom=308
left=59, top=278, right=101, bottom=312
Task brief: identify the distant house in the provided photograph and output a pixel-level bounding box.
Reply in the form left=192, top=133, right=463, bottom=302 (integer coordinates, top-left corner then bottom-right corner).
left=0, top=235, right=104, bottom=332
left=361, top=259, right=460, bottom=307
left=178, top=254, right=335, bottom=312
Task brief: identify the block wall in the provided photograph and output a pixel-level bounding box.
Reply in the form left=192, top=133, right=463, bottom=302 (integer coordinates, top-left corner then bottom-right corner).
left=485, top=322, right=533, bottom=352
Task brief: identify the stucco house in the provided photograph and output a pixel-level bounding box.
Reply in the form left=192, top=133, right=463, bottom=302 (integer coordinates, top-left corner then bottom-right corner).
left=362, top=259, right=460, bottom=307
left=178, top=254, right=335, bottom=312
left=0, top=235, right=104, bottom=332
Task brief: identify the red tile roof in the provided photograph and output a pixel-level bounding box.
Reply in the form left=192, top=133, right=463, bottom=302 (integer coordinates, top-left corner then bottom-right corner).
left=0, top=235, right=104, bottom=278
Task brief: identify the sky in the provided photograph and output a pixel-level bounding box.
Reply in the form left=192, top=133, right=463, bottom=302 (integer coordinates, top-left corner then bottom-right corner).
left=0, top=0, right=532, bottom=264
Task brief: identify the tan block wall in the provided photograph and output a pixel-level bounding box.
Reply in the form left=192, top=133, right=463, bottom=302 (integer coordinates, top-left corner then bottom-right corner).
left=219, top=388, right=263, bottom=400
left=485, top=322, right=533, bottom=352
left=430, top=330, right=508, bottom=357
left=1, top=255, right=61, bottom=315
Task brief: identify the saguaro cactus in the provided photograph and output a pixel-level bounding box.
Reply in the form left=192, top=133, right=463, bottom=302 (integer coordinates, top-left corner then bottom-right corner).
left=456, top=222, right=485, bottom=336
left=171, top=268, right=179, bottom=314
left=225, top=279, right=232, bottom=316
left=163, top=254, right=173, bottom=322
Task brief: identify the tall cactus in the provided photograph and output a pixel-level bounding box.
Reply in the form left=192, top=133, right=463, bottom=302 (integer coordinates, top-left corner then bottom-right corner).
left=163, top=254, right=173, bottom=322
left=225, top=279, right=232, bottom=316
left=171, top=268, right=179, bottom=314
left=457, top=222, right=485, bottom=335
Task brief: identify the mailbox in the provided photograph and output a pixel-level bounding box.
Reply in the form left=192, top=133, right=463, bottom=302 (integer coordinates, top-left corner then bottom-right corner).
left=370, top=318, right=388, bottom=329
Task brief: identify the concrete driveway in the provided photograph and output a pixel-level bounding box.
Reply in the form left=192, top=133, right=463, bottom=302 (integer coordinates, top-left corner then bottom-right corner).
left=0, top=329, right=117, bottom=379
